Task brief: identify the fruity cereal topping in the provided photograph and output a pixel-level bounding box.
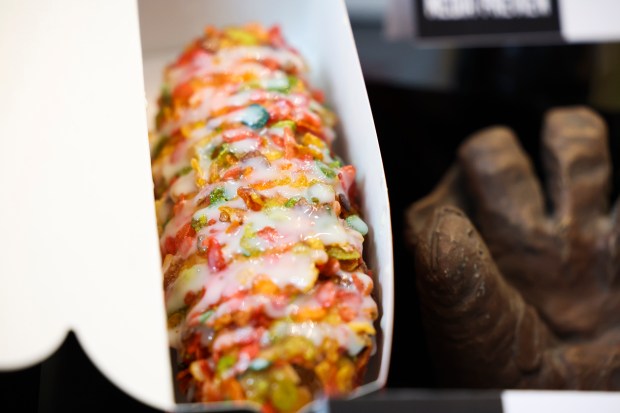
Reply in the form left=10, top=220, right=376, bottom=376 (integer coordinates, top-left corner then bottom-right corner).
left=151, top=24, right=377, bottom=412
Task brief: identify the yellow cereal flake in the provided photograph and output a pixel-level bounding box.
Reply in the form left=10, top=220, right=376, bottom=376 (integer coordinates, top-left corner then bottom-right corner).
left=191, top=158, right=207, bottom=187
left=208, top=162, right=220, bottom=184
left=279, top=162, right=293, bottom=171
left=240, top=72, right=258, bottom=83
left=305, top=237, right=324, bottom=251
left=224, top=27, right=260, bottom=45
left=218, top=206, right=245, bottom=223
left=148, top=131, right=159, bottom=147
left=264, top=149, right=283, bottom=161
left=180, top=124, right=193, bottom=138
left=324, top=311, right=342, bottom=325
left=314, top=360, right=332, bottom=384
left=322, top=338, right=340, bottom=364
left=154, top=143, right=175, bottom=161
left=242, top=166, right=253, bottom=177
left=189, top=360, right=207, bottom=382
left=245, top=23, right=270, bottom=42
left=291, top=174, right=309, bottom=188
left=252, top=176, right=291, bottom=191
left=213, top=313, right=232, bottom=329
left=182, top=120, right=207, bottom=139
left=280, top=336, right=316, bottom=362
left=305, top=266, right=319, bottom=292
left=263, top=196, right=287, bottom=209
left=336, top=359, right=355, bottom=393
left=294, top=306, right=326, bottom=322
left=301, top=133, right=326, bottom=149
left=295, top=388, right=313, bottom=411
left=252, top=276, right=280, bottom=295
left=348, top=321, right=376, bottom=335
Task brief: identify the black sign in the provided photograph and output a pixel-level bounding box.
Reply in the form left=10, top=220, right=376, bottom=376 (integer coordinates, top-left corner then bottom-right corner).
left=414, top=0, right=561, bottom=42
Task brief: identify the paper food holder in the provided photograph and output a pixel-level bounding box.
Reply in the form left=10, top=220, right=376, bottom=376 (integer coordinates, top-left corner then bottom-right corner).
left=0, top=0, right=394, bottom=411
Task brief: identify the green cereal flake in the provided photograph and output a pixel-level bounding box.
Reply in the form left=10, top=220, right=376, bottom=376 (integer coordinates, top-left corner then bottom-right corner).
left=209, top=187, right=227, bottom=206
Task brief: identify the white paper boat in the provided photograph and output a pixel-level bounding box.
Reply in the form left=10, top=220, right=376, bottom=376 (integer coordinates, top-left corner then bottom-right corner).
left=0, top=0, right=393, bottom=410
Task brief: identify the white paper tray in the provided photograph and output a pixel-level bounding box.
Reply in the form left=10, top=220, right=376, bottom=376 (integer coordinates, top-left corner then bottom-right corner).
left=0, top=0, right=393, bottom=411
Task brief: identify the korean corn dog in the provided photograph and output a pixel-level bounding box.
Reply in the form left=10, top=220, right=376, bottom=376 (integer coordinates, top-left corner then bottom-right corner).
left=151, top=24, right=377, bottom=412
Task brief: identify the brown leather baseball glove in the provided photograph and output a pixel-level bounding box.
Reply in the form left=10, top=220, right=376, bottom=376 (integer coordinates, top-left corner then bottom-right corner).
left=406, top=107, right=620, bottom=389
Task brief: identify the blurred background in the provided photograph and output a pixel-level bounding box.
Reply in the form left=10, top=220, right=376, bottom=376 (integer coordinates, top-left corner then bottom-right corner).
left=2, top=0, right=619, bottom=411
left=346, top=0, right=620, bottom=391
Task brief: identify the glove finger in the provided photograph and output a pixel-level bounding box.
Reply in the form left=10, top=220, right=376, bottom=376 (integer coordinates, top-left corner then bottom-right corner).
left=536, top=328, right=620, bottom=390
left=542, top=107, right=611, bottom=229
left=405, top=166, right=466, bottom=243
left=458, top=126, right=547, bottom=249
left=414, top=205, right=555, bottom=388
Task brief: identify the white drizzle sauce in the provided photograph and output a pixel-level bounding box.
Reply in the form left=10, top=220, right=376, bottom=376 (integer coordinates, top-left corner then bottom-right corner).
left=271, top=321, right=367, bottom=356
left=153, top=28, right=377, bottom=381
